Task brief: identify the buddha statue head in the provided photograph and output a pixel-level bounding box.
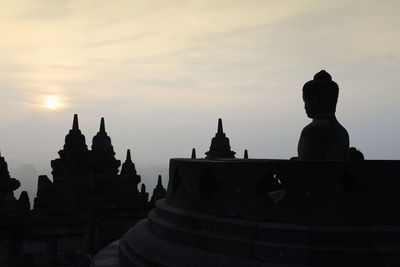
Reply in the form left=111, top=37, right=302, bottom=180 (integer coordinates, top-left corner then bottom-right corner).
left=302, top=70, right=339, bottom=118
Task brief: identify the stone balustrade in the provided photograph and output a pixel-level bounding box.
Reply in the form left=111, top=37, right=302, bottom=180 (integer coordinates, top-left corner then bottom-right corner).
left=166, top=158, right=400, bottom=225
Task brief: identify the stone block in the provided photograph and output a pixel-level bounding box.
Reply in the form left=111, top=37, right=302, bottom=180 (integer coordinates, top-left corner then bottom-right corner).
left=56, top=249, right=83, bottom=265
left=22, top=240, right=47, bottom=254
left=0, top=240, right=10, bottom=256
left=33, top=253, right=52, bottom=266
left=57, top=236, right=82, bottom=251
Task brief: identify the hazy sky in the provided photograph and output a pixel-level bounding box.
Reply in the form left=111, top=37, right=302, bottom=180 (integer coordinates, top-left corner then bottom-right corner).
left=1, top=0, right=400, bottom=199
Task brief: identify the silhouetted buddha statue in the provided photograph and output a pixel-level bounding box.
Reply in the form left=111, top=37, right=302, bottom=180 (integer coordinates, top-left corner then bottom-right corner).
left=297, top=70, right=349, bottom=160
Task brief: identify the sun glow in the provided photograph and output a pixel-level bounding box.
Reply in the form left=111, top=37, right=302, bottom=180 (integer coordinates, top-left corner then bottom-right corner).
left=43, top=95, right=61, bottom=110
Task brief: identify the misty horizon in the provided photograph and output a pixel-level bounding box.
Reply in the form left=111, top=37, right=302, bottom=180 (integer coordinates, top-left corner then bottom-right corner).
left=2, top=1, right=400, bottom=204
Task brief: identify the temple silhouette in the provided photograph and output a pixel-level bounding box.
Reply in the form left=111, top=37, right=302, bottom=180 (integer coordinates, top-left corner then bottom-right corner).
left=0, top=115, right=166, bottom=266
left=2, top=70, right=400, bottom=267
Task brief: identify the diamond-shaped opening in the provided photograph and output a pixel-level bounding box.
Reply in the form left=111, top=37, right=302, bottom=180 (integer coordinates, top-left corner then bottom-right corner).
left=329, top=170, right=366, bottom=217
left=257, top=169, right=286, bottom=204
left=197, top=169, right=220, bottom=211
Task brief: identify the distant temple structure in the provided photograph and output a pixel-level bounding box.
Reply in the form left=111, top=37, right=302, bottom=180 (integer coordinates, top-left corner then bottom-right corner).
left=0, top=115, right=166, bottom=267
left=0, top=152, right=24, bottom=214
left=0, top=153, right=29, bottom=267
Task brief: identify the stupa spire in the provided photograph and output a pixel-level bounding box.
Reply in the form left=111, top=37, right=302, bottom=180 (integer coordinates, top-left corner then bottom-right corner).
left=126, top=149, right=132, bottom=162
left=244, top=149, right=248, bottom=159
left=205, top=118, right=236, bottom=159
left=61, top=114, right=88, bottom=155
left=217, top=118, right=223, bottom=134
left=157, top=175, right=162, bottom=186
left=92, top=117, right=114, bottom=153
left=72, top=114, right=79, bottom=131
left=120, top=149, right=136, bottom=176
left=99, top=117, right=105, bottom=133
left=119, top=149, right=140, bottom=188
left=91, top=117, right=120, bottom=174
left=191, top=148, right=196, bottom=159
left=150, top=175, right=167, bottom=207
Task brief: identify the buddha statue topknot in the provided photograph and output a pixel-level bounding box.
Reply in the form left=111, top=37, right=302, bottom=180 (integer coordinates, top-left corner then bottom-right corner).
left=297, top=70, right=349, bottom=160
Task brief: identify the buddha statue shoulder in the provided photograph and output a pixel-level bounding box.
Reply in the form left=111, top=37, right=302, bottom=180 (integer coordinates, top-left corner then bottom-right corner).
left=297, top=70, right=349, bottom=160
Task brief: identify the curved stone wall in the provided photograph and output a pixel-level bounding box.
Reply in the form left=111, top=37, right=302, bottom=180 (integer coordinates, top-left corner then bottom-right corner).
left=166, top=159, right=400, bottom=225
left=120, top=158, right=400, bottom=266
left=120, top=199, right=400, bottom=266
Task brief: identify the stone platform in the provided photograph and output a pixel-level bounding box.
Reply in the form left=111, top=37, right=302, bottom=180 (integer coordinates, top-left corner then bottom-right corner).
left=118, top=158, right=400, bottom=266
left=90, top=240, right=120, bottom=267
left=119, top=199, right=400, bottom=267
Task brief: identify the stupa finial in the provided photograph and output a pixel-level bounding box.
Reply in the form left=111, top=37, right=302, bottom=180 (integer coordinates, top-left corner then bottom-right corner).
left=72, top=114, right=79, bottom=131
left=126, top=149, right=132, bottom=161
left=244, top=149, right=248, bottom=159
left=99, top=117, right=105, bottom=133
left=191, top=148, right=196, bottom=159
left=217, top=118, right=223, bottom=134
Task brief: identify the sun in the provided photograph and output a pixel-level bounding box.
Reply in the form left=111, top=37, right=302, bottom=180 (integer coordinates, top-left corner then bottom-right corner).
left=44, top=95, right=61, bottom=110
